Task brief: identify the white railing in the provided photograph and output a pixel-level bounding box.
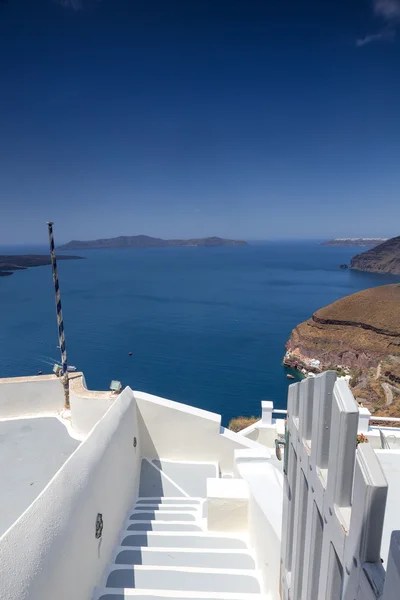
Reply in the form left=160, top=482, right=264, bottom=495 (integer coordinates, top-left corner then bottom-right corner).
left=238, top=398, right=400, bottom=450
left=280, top=371, right=400, bottom=600
left=271, top=407, right=400, bottom=433
left=271, top=408, right=400, bottom=426
left=370, top=416, right=400, bottom=423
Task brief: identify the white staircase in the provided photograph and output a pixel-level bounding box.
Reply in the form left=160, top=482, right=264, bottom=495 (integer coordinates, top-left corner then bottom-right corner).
left=94, top=460, right=263, bottom=600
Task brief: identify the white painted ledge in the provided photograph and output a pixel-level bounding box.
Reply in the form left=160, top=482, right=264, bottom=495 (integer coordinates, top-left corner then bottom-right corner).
left=206, top=478, right=249, bottom=533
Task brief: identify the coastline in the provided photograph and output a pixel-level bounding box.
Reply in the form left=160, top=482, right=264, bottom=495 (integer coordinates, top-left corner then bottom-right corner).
left=283, top=348, right=400, bottom=419
left=0, top=254, right=84, bottom=277
left=283, top=351, right=324, bottom=379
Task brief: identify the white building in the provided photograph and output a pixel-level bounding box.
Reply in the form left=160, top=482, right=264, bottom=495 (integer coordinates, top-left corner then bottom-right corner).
left=0, top=370, right=399, bottom=599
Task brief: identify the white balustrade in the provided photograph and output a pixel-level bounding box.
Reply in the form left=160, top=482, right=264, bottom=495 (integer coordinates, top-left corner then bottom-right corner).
left=358, top=406, right=372, bottom=434
left=279, top=371, right=399, bottom=600
left=261, top=400, right=273, bottom=425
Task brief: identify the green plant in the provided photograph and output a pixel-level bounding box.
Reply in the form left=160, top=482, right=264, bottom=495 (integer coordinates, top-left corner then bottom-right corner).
left=336, top=367, right=347, bottom=377
left=350, top=368, right=363, bottom=388
left=228, top=416, right=259, bottom=432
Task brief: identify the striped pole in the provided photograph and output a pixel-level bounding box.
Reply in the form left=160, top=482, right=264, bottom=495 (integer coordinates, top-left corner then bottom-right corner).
left=47, top=221, right=70, bottom=409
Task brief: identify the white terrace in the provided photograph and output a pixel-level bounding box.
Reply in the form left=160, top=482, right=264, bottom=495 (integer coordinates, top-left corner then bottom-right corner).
left=0, top=371, right=399, bottom=600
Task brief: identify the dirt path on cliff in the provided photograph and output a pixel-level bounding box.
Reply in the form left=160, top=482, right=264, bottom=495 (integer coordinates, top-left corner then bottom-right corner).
left=375, top=362, right=382, bottom=380
left=382, top=382, right=394, bottom=406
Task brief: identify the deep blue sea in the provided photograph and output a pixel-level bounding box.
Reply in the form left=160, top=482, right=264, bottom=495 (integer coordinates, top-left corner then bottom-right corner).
left=1, top=241, right=399, bottom=425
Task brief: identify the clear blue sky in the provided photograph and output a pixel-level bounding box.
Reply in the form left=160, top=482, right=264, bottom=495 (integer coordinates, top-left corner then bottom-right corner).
left=1, top=0, right=399, bottom=244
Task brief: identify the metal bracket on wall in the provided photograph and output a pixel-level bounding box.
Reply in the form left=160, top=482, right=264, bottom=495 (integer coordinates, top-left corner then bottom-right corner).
left=95, top=513, right=103, bottom=539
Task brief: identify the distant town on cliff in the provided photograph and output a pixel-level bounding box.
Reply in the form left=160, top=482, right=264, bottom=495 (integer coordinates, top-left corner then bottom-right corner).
left=322, top=238, right=388, bottom=246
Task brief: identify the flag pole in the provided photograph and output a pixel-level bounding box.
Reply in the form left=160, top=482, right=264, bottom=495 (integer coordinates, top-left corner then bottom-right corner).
left=47, top=221, right=70, bottom=409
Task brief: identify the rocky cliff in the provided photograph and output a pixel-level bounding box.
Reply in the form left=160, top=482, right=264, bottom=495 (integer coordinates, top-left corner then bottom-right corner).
left=350, top=235, right=400, bottom=274
left=286, top=285, right=400, bottom=369
left=285, top=285, right=400, bottom=415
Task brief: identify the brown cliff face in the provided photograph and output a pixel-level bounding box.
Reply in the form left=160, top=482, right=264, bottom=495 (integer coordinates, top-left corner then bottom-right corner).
left=350, top=235, right=400, bottom=274
left=286, top=285, right=400, bottom=370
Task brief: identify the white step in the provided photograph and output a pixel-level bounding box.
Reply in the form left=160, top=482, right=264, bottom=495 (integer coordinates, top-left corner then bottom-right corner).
left=136, top=498, right=203, bottom=505
left=94, top=589, right=266, bottom=600
left=105, top=565, right=261, bottom=593
left=130, top=511, right=197, bottom=522
left=121, top=532, right=248, bottom=550
left=113, top=547, right=256, bottom=569
left=132, top=504, right=201, bottom=512
left=127, top=521, right=203, bottom=532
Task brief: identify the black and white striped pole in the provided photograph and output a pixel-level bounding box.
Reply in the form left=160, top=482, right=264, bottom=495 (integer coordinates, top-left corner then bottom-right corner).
left=47, top=221, right=70, bottom=409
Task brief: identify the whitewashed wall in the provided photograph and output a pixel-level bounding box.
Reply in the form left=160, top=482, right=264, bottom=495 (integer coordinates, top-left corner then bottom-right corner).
left=135, top=390, right=268, bottom=473
left=0, top=387, right=141, bottom=600
left=0, top=373, right=116, bottom=438
left=235, top=450, right=283, bottom=600
left=0, top=375, right=64, bottom=418
left=69, top=373, right=116, bottom=436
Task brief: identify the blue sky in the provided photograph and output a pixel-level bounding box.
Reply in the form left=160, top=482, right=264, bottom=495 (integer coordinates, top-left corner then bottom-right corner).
left=0, top=0, right=399, bottom=243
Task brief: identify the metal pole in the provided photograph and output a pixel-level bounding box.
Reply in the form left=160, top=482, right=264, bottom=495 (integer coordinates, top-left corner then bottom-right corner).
left=47, top=221, right=70, bottom=409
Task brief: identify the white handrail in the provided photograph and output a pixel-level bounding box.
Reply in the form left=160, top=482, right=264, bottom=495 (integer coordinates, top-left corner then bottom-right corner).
left=369, top=416, right=400, bottom=423
left=272, top=409, right=400, bottom=424
left=261, top=405, right=400, bottom=426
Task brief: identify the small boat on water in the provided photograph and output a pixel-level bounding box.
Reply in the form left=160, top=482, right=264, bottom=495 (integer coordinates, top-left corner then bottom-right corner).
left=286, top=373, right=295, bottom=379
left=67, top=365, right=77, bottom=372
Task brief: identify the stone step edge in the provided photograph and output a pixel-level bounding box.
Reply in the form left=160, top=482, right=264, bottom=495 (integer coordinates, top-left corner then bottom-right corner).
left=126, top=519, right=204, bottom=528
left=144, top=458, right=219, bottom=470
left=132, top=504, right=203, bottom=510
left=93, top=587, right=265, bottom=600
left=112, top=545, right=255, bottom=556
left=137, top=497, right=204, bottom=502
left=109, top=546, right=256, bottom=570
left=105, top=565, right=258, bottom=573
left=131, top=509, right=200, bottom=515
left=124, top=523, right=205, bottom=535
left=102, top=563, right=261, bottom=585
left=120, top=529, right=248, bottom=541
left=108, top=546, right=255, bottom=574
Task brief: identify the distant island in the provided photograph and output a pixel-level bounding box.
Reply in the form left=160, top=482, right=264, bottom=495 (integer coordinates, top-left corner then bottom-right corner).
left=0, top=255, right=83, bottom=277
left=350, top=235, right=400, bottom=275
left=58, top=235, right=248, bottom=250
left=322, top=238, right=388, bottom=247
left=284, top=284, right=400, bottom=418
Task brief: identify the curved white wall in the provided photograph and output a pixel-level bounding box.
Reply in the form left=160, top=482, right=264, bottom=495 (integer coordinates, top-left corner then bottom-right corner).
left=0, top=386, right=140, bottom=600
left=69, top=373, right=116, bottom=436
left=0, top=373, right=118, bottom=439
